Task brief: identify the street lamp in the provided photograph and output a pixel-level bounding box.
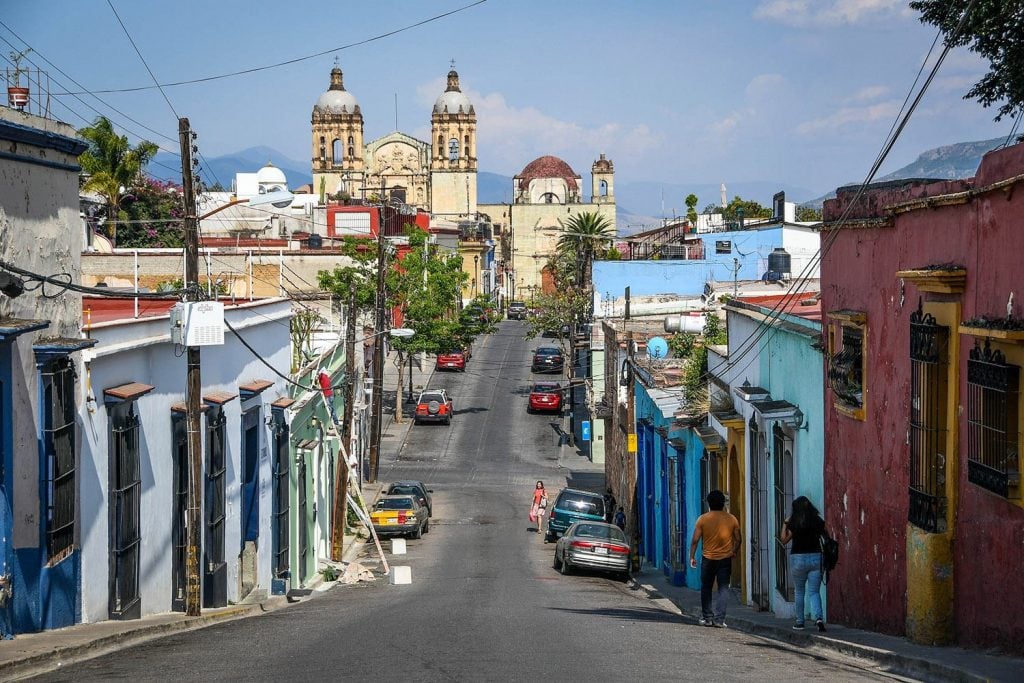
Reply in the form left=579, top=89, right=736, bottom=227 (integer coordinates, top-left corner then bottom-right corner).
left=473, top=254, right=479, bottom=298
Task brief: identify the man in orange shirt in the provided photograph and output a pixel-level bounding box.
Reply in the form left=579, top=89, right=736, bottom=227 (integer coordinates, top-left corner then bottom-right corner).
left=689, top=489, right=741, bottom=628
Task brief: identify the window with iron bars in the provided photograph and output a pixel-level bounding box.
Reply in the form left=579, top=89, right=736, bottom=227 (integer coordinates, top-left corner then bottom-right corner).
left=827, top=313, right=866, bottom=418
left=109, top=400, right=142, bottom=619
left=700, top=449, right=719, bottom=512
left=773, top=424, right=795, bottom=601
left=205, top=406, right=227, bottom=574
left=908, top=305, right=949, bottom=532
left=966, top=339, right=1020, bottom=499
left=42, top=358, right=76, bottom=564
left=271, top=409, right=290, bottom=580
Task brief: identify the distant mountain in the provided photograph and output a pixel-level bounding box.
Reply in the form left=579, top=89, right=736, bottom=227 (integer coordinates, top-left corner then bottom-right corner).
left=478, top=171, right=514, bottom=204
left=150, top=146, right=311, bottom=189
left=803, top=136, right=1007, bottom=208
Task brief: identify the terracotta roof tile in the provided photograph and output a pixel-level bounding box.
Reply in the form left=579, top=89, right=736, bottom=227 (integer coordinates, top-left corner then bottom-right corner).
left=104, top=382, right=155, bottom=402
left=203, top=391, right=237, bottom=405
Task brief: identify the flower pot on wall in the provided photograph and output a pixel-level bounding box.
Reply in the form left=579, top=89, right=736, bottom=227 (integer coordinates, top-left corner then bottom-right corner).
left=7, top=86, right=29, bottom=110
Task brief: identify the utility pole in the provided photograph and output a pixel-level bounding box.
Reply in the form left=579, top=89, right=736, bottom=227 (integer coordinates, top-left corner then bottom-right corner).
left=179, top=117, right=202, bottom=617
left=367, top=210, right=388, bottom=482
left=626, top=329, right=639, bottom=574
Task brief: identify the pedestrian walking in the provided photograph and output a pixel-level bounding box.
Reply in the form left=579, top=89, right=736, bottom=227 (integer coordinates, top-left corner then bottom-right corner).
left=780, top=496, right=827, bottom=632
left=613, top=506, right=626, bottom=531
left=318, top=368, right=337, bottom=424
left=529, top=481, right=548, bottom=534
left=603, top=488, right=617, bottom=523
left=689, top=490, right=741, bottom=628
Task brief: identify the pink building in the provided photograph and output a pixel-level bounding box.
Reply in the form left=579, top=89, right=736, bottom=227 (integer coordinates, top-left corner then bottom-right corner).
left=821, top=143, right=1024, bottom=653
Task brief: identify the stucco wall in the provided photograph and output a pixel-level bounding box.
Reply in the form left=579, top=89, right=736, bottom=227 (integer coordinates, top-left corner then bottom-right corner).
left=821, top=142, right=1024, bottom=653
left=78, top=300, right=291, bottom=623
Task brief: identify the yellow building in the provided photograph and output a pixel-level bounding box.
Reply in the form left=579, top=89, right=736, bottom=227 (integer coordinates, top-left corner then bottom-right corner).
left=480, top=154, right=615, bottom=301
left=310, top=64, right=477, bottom=218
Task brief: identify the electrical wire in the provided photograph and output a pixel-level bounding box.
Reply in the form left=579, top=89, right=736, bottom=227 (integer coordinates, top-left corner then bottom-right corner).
left=0, top=260, right=189, bottom=299
left=55, top=1, right=488, bottom=96
left=104, top=0, right=178, bottom=120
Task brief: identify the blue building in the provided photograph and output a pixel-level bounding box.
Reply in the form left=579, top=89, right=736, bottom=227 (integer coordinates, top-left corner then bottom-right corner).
left=0, top=108, right=91, bottom=634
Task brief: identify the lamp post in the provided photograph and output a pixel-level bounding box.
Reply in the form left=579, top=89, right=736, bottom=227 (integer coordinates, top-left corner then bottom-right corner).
left=473, top=254, right=479, bottom=298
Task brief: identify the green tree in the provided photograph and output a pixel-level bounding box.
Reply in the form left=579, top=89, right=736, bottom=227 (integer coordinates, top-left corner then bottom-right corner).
left=911, top=0, right=1024, bottom=122
left=557, top=211, right=614, bottom=290
left=522, top=289, right=589, bottom=351
left=721, top=196, right=772, bottom=221
left=78, top=116, right=158, bottom=246
left=685, top=193, right=699, bottom=226
left=795, top=205, right=822, bottom=222
left=117, top=178, right=186, bottom=248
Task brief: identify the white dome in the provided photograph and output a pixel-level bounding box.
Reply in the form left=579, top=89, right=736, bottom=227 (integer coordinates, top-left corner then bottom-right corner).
left=433, top=90, right=472, bottom=114
left=256, top=162, right=287, bottom=185
left=315, top=89, right=359, bottom=114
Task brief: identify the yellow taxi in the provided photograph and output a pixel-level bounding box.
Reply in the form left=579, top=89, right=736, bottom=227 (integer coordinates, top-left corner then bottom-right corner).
left=370, top=494, right=429, bottom=539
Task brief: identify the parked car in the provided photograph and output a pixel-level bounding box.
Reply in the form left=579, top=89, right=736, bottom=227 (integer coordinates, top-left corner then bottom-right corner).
left=553, top=521, right=630, bottom=581
left=386, top=480, right=433, bottom=517
left=546, top=488, right=606, bottom=541
left=436, top=348, right=468, bottom=372
left=507, top=301, right=528, bottom=320
left=527, top=382, right=563, bottom=413
left=370, top=494, right=429, bottom=538
left=531, top=347, right=564, bottom=373
left=414, top=389, right=454, bottom=425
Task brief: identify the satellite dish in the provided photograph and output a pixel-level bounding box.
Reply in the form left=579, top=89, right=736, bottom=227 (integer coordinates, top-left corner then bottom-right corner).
left=647, top=336, right=669, bottom=359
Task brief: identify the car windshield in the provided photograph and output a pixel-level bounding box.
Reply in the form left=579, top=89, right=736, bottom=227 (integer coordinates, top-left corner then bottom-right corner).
left=439, top=350, right=462, bottom=356
left=375, top=498, right=415, bottom=510
left=389, top=485, right=421, bottom=496
left=510, top=302, right=526, bottom=309
left=573, top=524, right=626, bottom=542
left=535, top=348, right=561, bottom=356
left=557, top=492, right=604, bottom=517
left=532, top=384, right=559, bottom=394
left=420, top=392, right=445, bottom=403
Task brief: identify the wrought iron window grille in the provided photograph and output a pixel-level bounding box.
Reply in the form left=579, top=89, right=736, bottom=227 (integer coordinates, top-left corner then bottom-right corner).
left=773, top=424, right=795, bottom=601
left=828, top=326, right=864, bottom=409
left=42, top=358, right=76, bottom=564
left=908, top=303, right=949, bottom=533
left=967, top=339, right=1020, bottom=499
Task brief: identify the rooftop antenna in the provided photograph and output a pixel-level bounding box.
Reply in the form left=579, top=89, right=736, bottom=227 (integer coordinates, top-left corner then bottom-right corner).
left=720, top=183, right=727, bottom=208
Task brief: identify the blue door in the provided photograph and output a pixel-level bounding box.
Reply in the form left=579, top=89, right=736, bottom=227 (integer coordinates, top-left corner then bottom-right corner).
left=241, top=409, right=260, bottom=544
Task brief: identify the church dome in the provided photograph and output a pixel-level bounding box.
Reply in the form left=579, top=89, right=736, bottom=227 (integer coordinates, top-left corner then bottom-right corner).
left=433, top=68, right=473, bottom=114
left=314, top=66, right=360, bottom=115
left=256, top=161, right=287, bottom=186
left=517, top=155, right=579, bottom=190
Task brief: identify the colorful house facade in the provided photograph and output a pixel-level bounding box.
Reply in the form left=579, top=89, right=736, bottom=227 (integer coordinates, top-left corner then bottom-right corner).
left=820, top=143, right=1024, bottom=654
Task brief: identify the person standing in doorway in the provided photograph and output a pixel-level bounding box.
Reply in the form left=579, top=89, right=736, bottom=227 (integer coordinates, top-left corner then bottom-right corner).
left=780, top=496, right=827, bottom=632
left=689, top=489, right=741, bottom=628
left=603, top=488, right=617, bottom=523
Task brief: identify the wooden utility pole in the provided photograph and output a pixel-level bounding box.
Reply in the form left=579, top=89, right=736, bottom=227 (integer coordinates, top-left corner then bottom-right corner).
left=626, top=328, right=640, bottom=573
left=330, top=290, right=357, bottom=560
left=179, top=117, right=202, bottom=616
left=367, top=213, right=388, bottom=483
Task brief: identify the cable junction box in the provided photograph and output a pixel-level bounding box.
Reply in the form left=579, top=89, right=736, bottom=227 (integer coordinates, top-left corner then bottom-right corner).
left=170, top=302, right=225, bottom=346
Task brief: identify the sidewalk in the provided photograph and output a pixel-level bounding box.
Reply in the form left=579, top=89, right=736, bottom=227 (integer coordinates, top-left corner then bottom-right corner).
left=629, top=566, right=1024, bottom=682
left=0, top=351, right=430, bottom=680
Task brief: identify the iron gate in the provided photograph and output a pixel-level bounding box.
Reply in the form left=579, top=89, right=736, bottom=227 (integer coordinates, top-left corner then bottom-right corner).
left=773, top=424, right=794, bottom=601
left=909, top=304, right=949, bottom=531
left=171, top=414, right=188, bottom=612
left=204, top=406, right=227, bottom=607
left=271, top=411, right=290, bottom=579
left=749, top=415, right=770, bottom=610
left=109, top=401, right=141, bottom=620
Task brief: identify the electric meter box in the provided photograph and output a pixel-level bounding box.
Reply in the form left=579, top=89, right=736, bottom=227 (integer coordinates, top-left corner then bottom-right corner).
left=170, top=301, right=225, bottom=346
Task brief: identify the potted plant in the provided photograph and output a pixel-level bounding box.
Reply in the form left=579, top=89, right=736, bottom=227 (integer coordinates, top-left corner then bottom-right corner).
left=7, top=48, right=31, bottom=110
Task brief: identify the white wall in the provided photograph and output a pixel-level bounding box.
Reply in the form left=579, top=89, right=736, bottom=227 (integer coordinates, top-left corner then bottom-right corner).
left=78, top=300, right=291, bottom=622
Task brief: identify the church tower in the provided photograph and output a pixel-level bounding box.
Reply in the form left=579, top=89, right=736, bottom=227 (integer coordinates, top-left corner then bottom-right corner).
left=591, top=153, right=614, bottom=204
left=429, top=67, right=477, bottom=216
left=311, top=65, right=365, bottom=202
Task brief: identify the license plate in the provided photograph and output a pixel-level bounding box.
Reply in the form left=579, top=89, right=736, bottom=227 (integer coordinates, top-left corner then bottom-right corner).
left=446, top=363, right=456, bottom=367
left=593, top=547, right=608, bottom=555
left=385, top=519, right=397, bottom=525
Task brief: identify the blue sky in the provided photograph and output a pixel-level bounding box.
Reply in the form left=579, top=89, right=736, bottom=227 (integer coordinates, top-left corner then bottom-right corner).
left=3, top=0, right=1016, bottom=202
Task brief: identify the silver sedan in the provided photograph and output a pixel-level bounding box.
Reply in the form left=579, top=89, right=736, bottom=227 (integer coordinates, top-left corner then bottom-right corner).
left=553, top=521, right=630, bottom=581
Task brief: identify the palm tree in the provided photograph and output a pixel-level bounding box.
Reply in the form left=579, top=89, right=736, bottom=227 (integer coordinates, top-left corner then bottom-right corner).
left=557, top=212, right=614, bottom=290
left=78, top=116, right=158, bottom=246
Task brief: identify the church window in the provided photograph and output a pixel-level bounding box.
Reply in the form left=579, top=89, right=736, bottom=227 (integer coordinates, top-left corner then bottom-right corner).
left=599, top=179, right=608, bottom=197
left=348, top=146, right=354, bottom=158
left=542, top=192, right=559, bottom=204
left=448, top=138, right=460, bottom=161
left=464, top=135, right=471, bottom=157
left=348, top=135, right=354, bottom=145
left=332, top=139, right=343, bottom=163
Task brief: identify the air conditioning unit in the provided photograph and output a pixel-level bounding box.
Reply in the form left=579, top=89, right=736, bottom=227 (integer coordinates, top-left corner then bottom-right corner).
left=170, top=302, right=225, bottom=346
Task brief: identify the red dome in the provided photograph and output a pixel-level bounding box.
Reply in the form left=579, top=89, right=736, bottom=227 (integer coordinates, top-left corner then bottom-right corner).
left=516, top=155, right=579, bottom=190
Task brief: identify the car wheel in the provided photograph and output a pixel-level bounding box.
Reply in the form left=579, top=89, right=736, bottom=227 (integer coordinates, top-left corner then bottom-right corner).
left=411, top=524, right=422, bottom=540
left=526, top=406, right=533, bottom=414
left=444, top=417, right=451, bottom=425
left=618, top=571, right=630, bottom=583
left=544, top=531, right=555, bottom=543
left=553, top=552, right=562, bottom=571
left=423, top=520, right=430, bottom=534
left=559, top=555, right=571, bottom=575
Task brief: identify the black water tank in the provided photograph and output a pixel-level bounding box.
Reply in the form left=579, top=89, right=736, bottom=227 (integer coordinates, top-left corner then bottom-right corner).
left=768, top=247, right=791, bottom=275
left=307, top=234, right=323, bottom=249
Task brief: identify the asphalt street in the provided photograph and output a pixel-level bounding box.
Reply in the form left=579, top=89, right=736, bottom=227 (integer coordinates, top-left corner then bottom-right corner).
left=33, top=322, right=888, bottom=682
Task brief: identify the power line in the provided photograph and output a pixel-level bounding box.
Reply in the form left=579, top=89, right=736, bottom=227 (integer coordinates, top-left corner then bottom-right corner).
left=54, top=1, right=488, bottom=96
left=105, top=0, right=179, bottom=120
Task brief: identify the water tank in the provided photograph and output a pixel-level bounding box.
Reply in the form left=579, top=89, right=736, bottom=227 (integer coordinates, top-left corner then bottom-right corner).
left=647, top=336, right=669, bottom=359
left=768, top=247, right=791, bottom=276
left=307, top=233, right=323, bottom=249
left=664, top=313, right=707, bottom=334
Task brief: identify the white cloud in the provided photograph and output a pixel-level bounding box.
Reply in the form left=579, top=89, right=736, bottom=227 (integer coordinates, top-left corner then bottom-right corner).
left=797, top=101, right=900, bottom=134
left=846, top=85, right=890, bottom=103
left=413, top=78, right=662, bottom=175
left=754, top=0, right=911, bottom=27
left=702, top=74, right=787, bottom=139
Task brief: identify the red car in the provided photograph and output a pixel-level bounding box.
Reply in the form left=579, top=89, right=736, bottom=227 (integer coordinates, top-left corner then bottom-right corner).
left=436, top=348, right=468, bottom=372
left=528, top=382, right=563, bottom=414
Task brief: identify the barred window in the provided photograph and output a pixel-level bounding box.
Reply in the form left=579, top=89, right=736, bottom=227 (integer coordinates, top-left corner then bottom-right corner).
left=109, top=400, right=142, bottom=618
left=773, top=425, right=794, bottom=600
left=42, top=358, right=76, bottom=563
left=827, top=311, right=867, bottom=418
left=967, top=340, right=1020, bottom=499
left=908, top=305, right=949, bottom=532
left=205, top=406, right=227, bottom=573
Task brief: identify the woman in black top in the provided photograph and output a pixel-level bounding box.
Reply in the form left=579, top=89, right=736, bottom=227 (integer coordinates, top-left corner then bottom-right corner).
left=780, top=496, right=826, bottom=631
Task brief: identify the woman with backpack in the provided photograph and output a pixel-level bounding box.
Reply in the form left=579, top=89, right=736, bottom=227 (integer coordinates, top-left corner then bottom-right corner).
left=780, top=496, right=827, bottom=632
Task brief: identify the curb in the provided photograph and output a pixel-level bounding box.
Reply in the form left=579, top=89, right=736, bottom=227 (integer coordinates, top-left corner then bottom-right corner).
left=0, top=605, right=251, bottom=681
left=628, top=581, right=987, bottom=683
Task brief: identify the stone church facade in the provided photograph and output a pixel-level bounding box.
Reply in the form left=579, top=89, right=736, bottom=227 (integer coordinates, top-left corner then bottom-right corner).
left=311, top=64, right=476, bottom=218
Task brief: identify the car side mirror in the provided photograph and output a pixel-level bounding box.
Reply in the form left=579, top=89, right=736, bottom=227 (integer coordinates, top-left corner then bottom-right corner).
left=427, top=489, right=434, bottom=493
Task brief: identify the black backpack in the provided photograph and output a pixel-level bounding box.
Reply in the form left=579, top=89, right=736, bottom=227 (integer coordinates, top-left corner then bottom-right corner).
left=820, top=529, right=839, bottom=582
